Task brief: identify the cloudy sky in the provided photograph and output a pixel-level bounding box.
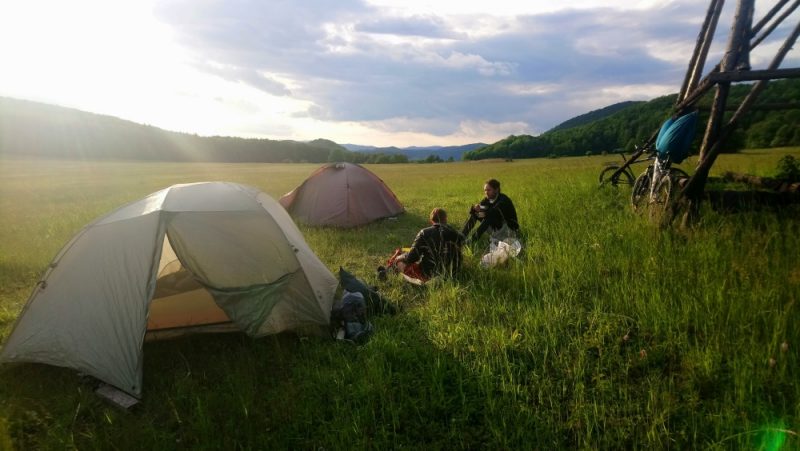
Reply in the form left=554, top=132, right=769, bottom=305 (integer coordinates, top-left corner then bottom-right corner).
left=0, top=1, right=796, bottom=147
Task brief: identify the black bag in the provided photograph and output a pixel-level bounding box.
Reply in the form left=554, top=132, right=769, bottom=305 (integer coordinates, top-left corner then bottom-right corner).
left=338, top=267, right=398, bottom=316
left=331, top=290, right=374, bottom=344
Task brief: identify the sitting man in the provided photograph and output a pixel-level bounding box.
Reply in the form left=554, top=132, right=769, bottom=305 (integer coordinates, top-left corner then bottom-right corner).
left=393, top=208, right=464, bottom=282
left=462, top=178, right=520, bottom=244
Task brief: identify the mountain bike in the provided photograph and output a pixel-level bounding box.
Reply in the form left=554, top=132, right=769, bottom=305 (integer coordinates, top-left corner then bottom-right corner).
left=598, top=146, right=653, bottom=187
left=630, top=156, right=690, bottom=219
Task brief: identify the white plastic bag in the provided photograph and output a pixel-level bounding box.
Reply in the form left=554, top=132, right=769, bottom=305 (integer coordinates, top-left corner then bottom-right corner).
left=480, top=238, right=522, bottom=268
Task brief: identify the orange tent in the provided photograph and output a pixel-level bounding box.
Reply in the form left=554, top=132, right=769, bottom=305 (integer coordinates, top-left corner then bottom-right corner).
left=279, top=163, right=404, bottom=227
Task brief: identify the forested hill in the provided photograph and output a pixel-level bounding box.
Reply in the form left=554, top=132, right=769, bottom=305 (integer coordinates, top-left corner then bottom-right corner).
left=548, top=101, right=643, bottom=133
left=0, top=98, right=348, bottom=163
left=464, top=78, right=800, bottom=160
left=5, top=77, right=799, bottom=164
left=342, top=143, right=486, bottom=161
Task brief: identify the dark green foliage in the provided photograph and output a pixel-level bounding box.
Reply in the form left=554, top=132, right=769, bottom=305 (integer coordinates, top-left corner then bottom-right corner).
left=549, top=101, right=644, bottom=133
left=775, top=155, right=800, bottom=182
left=348, top=143, right=486, bottom=161
left=465, top=79, right=800, bottom=161
left=464, top=96, right=676, bottom=160
left=327, top=146, right=348, bottom=163
left=421, top=154, right=444, bottom=163
left=740, top=79, right=800, bottom=149
left=352, top=152, right=410, bottom=164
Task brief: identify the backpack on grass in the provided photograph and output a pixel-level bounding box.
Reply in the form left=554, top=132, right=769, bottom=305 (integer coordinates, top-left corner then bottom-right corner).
left=330, top=290, right=374, bottom=344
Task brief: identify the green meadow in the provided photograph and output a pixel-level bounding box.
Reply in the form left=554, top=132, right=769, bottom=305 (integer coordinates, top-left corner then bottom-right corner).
left=1, top=149, right=799, bottom=449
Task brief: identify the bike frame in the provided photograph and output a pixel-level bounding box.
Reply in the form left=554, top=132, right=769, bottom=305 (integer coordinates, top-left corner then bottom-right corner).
left=648, top=155, right=672, bottom=201
left=603, top=137, right=658, bottom=182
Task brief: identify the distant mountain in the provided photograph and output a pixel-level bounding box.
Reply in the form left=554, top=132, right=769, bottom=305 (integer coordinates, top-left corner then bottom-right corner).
left=0, top=97, right=481, bottom=164
left=547, top=101, right=643, bottom=133
left=0, top=97, right=346, bottom=163
left=341, top=144, right=404, bottom=154
left=342, top=142, right=487, bottom=161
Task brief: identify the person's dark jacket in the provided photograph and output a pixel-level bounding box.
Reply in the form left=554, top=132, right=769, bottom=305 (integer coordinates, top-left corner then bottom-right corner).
left=404, top=223, right=464, bottom=278
left=469, top=193, right=519, bottom=240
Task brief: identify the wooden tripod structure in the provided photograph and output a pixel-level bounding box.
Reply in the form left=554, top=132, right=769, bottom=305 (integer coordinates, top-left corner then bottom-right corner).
left=632, top=0, right=800, bottom=224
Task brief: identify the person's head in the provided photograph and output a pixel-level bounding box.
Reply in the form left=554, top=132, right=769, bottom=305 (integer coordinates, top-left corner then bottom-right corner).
left=429, top=207, right=447, bottom=224
left=484, top=179, right=500, bottom=199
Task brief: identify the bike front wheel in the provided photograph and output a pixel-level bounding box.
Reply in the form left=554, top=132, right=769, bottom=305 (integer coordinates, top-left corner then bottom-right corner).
left=630, top=171, right=650, bottom=212
left=669, top=167, right=690, bottom=179
left=648, top=175, right=673, bottom=223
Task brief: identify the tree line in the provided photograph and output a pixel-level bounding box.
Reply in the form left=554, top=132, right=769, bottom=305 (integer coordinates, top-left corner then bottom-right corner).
left=0, top=99, right=421, bottom=164
left=464, top=79, right=800, bottom=160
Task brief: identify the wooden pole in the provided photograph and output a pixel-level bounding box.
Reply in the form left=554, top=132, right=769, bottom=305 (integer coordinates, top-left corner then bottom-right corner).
left=668, top=0, right=752, bottom=226
left=709, top=68, right=800, bottom=82
left=676, top=19, right=800, bottom=225
left=736, top=1, right=754, bottom=71
left=751, top=0, right=800, bottom=49
left=701, top=20, right=800, bottom=169
left=699, top=0, right=754, bottom=162
left=675, top=0, right=795, bottom=114
left=751, top=0, right=791, bottom=36
left=681, top=0, right=726, bottom=103
left=698, top=101, right=800, bottom=111
left=698, top=85, right=730, bottom=161
left=679, top=0, right=725, bottom=103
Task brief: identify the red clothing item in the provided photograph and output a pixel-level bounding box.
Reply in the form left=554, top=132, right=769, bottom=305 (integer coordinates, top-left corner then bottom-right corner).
left=387, top=247, right=428, bottom=283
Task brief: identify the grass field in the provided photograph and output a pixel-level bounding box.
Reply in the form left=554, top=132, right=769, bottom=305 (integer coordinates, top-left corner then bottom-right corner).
left=1, top=149, right=799, bottom=449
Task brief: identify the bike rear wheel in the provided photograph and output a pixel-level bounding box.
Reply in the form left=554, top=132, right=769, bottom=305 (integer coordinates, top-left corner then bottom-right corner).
left=599, top=165, right=634, bottom=186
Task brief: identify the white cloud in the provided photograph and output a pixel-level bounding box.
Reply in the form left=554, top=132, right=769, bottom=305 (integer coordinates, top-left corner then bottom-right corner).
left=503, top=83, right=563, bottom=96
left=362, top=0, right=668, bottom=17
left=1, top=0, right=796, bottom=148
left=409, top=51, right=516, bottom=76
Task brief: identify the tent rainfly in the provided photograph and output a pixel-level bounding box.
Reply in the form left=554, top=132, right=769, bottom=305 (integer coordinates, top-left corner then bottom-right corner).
left=279, top=162, right=404, bottom=227
left=0, top=182, right=338, bottom=397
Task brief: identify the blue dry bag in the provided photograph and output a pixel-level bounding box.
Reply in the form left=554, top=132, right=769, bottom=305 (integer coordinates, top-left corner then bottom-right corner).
left=655, top=111, right=698, bottom=164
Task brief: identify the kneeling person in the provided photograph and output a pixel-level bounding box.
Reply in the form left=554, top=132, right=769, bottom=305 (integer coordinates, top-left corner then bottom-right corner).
left=395, top=208, right=464, bottom=280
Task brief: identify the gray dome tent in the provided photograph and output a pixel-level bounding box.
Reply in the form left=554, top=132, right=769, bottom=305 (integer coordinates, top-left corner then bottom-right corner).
left=1, top=182, right=338, bottom=397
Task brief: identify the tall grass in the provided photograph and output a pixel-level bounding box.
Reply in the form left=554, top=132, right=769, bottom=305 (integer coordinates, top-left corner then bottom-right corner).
left=1, top=149, right=798, bottom=449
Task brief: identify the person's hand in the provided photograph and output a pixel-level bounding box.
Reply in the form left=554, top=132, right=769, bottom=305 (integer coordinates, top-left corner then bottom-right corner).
left=396, top=261, right=407, bottom=271
left=477, top=211, right=486, bottom=219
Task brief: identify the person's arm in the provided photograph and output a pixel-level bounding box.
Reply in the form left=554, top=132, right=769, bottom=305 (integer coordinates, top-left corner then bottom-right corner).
left=472, top=217, right=492, bottom=240
left=488, top=195, right=519, bottom=231
left=403, top=230, right=425, bottom=265
left=501, top=196, right=519, bottom=231
left=462, top=201, right=482, bottom=237
left=454, top=228, right=466, bottom=246
left=477, top=198, right=492, bottom=217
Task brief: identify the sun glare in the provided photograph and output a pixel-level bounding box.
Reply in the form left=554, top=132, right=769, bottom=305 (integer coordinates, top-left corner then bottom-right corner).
left=0, top=0, right=319, bottom=141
